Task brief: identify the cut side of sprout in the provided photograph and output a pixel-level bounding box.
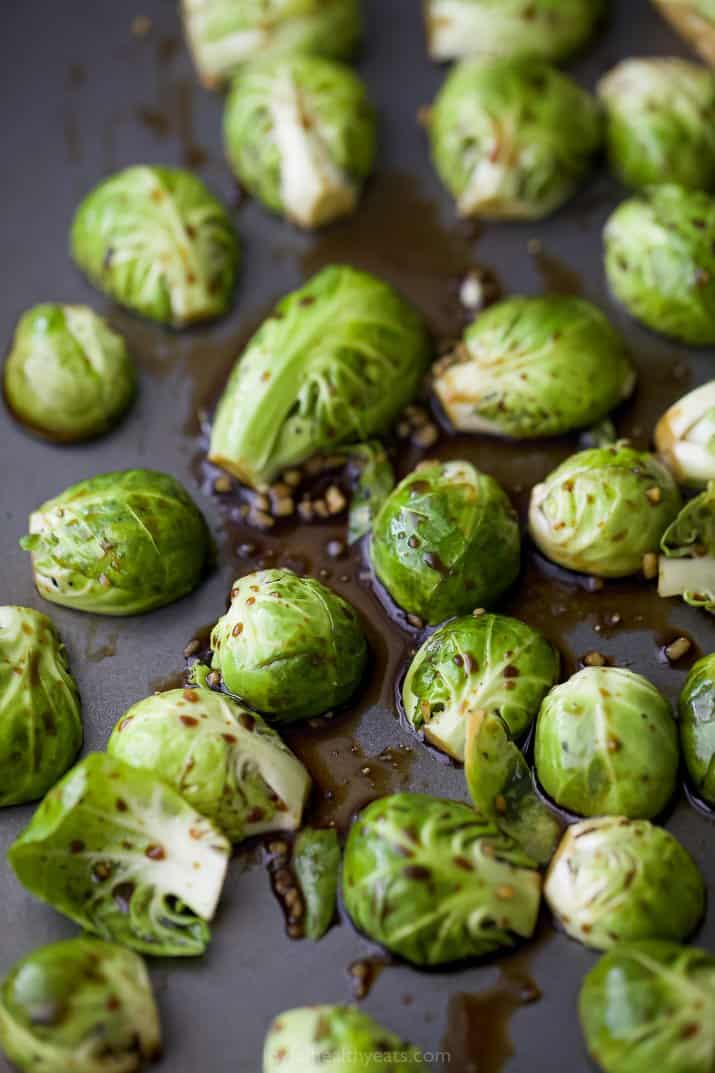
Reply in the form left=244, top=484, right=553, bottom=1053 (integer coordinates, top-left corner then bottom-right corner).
left=655, top=380, right=715, bottom=486
left=658, top=556, right=715, bottom=600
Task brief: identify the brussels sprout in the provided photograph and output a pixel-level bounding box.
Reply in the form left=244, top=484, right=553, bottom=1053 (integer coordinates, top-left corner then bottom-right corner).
left=604, top=185, right=715, bottom=344
left=535, top=667, right=679, bottom=819
left=0, top=607, right=82, bottom=808
left=342, top=793, right=541, bottom=966
left=209, top=266, right=431, bottom=488
left=209, top=569, right=367, bottom=722
left=529, top=444, right=682, bottom=578
left=545, top=818, right=705, bottom=950
left=655, top=381, right=715, bottom=486
left=263, top=1006, right=428, bottom=1072
left=107, top=687, right=311, bottom=842
left=580, top=941, right=715, bottom=1073
left=20, top=469, right=211, bottom=616
left=659, top=482, right=715, bottom=612
left=424, top=0, right=604, bottom=63
left=679, top=654, right=715, bottom=805
left=433, top=297, right=635, bottom=439
left=428, top=57, right=602, bottom=221
left=346, top=442, right=395, bottom=545
left=3, top=305, right=135, bottom=443
left=371, top=461, right=520, bottom=625
left=224, top=55, right=376, bottom=229
left=8, top=753, right=230, bottom=957
left=598, top=59, right=715, bottom=191
left=653, top=0, right=715, bottom=67
left=292, top=828, right=340, bottom=940
left=182, top=0, right=361, bottom=89
left=70, top=166, right=239, bottom=327
left=0, top=938, right=161, bottom=1073
left=402, top=612, right=559, bottom=761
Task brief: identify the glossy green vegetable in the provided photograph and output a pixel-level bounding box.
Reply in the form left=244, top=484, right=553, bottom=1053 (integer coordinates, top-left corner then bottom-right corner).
left=107, top=687, right=311, bottom=842
left=20, top=469, right=211, bottom=616
left=224, top=54, right=376, bottom=228
left=402, top=612, right=559, bottom=761
left=653, top=1, right=715, bottom=67
left=580, top=941, right=715, bottom=1073
left=0, top=606, right=82, bottom=808
left=371, top=460, right=520, bottom=625
left=529, top=444, right=682, bottom=578
left=545, top=817, right=704, bottom=950
left=8, top=753, right=230, bottom=957
left=0, top=938, right=161, bottom=1073
left=71, top=166, right=239, bottom=327
left=3, top=305, right=135, bottom=442
left=346, top=442, right=395, bottom=545
left=210, top=569, right=367, bottom=722
left=433, top=296, right=635, bottom=439
left=679, top=654, right=715, bottom=804
left=604, top=185, right=715, bottom=344
left=659, top=482, right=715, bottom=612
left=292, top=828, right=340, bottom=940
left=535, top=667, right=679, bottom=818
left=429, top=56, right=602, bottom=220
left=209, top=266, right=431, bottom=488
left=655, top=380, right=715, bottom=486
left=342, top=793, right=541, bottom=966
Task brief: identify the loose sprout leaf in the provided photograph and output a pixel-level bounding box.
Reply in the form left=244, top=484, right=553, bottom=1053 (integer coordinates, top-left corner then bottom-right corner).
left=659, top=481, right=715, bottom=612
left=346, top=442, right=395, bottom=545
left=678, top=653, right=715, bottom=806
left=655, top=380, right=715, bottom=487
left=292, top=828, right=340, bottom=940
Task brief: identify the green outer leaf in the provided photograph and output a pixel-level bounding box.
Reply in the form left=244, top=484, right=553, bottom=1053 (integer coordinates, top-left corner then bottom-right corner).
left=292, top=828, right=340, bottom=940
left=659, top=481, right=715, bottom=612
left=346, top=442, right=395, bottom=545
left=679, top=653, right=715, bottom=805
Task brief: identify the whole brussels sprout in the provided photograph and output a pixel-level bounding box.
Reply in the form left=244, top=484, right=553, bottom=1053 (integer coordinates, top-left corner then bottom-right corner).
left=679, top=654, right=715, bottom=805
left=428, top=56, right=602, bottom=221
left=529, top=444, right=682, bottom=578
left=659, top=482, right=715, bottom=612
left=580, top=941, right=715, bottom=1073
left=402, top=612, right=559, bottom=761
left=545, top=817, right=705, bottom=950
left=424, top=0, right=604, bottom=63
left=0, top=938, right=161, bottom=1073
left=107, top=687, right=311, bottom=842
left=342, top=793, right=542, bottom=966
left=8, top=753, right=230, bottom=957
left=20, top=469, right=211, bottom=616
left=209, top=569, right=367, bottom=722
left=433, top=296, right=635, bottom=439
left=655, top=380, right=715, bottom=486
left=181, top=0, right=361, bottom=89
left=70, top=166, right=239, bottom=327
left=224, top=55, right=376, bottom=229
left=653, top=0, right=715, bottom=67
left=0, top=607, right=82, bottom=808
left=604, top=185, right=715, bottom=344
left=209, top=266, right=431, bottom=488
left=371, top=460, right=520, bottom=625
left=535, top=667, right=679, bottom=819
left=263, top=1006, right=428, bottom=1072
left=598, top=59, right=715, bottom=191
left=3, top=305, right=135, bottom=443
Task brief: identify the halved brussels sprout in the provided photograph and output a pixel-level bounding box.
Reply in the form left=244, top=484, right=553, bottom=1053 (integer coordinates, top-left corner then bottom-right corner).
left=292, top=828, right=340, bottom=940
left=182, top=0, right=361, bottom=89
left=342, top=793, right=541, bottom=966
left=263, top=1006, right=428, bottom=1072
left=3, top=304, right=136, bottom=443
left=679, top=654, right=715, bottom=805
left=0, top=606, right=82, bottom=808
left=604, top=185, right=715, bottom=344
left=545, top=817, right=705, bottom=950
left=428, top=56, right=602, bottom=220
left=433, top=296, right=635, bottom=439
left=8, top=753, right=230, bottom=957
left=535, top=667, right=679, bottom=818
left=653, top=1, right=715, bottom=67
left=580, top=941, right=715, bottom=1073
left=209, top=266, right=431, bottom=489
left=598, top=59, right=715, bottom=191
left=20, top=469, right=211, bottom=616
left=659, top=482, right=715, bottom=612
left=107, top=687, right=311, bottom=842
left=424, top=0, right=604, bottom=63
left=402, top=612, right=559, bottom=761
left=224, top=55, right=376, bottom=229
left=0, top=938, right=161, bottom=1073
left=70, top=166, right=239, bottom=327
left=655, top=381, right=715, bottom=486
left=209, top=569, right=367, bottom=722
left=529, top=444, right=682, bottom=578
left=371, top=461, right=520, bottom=625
